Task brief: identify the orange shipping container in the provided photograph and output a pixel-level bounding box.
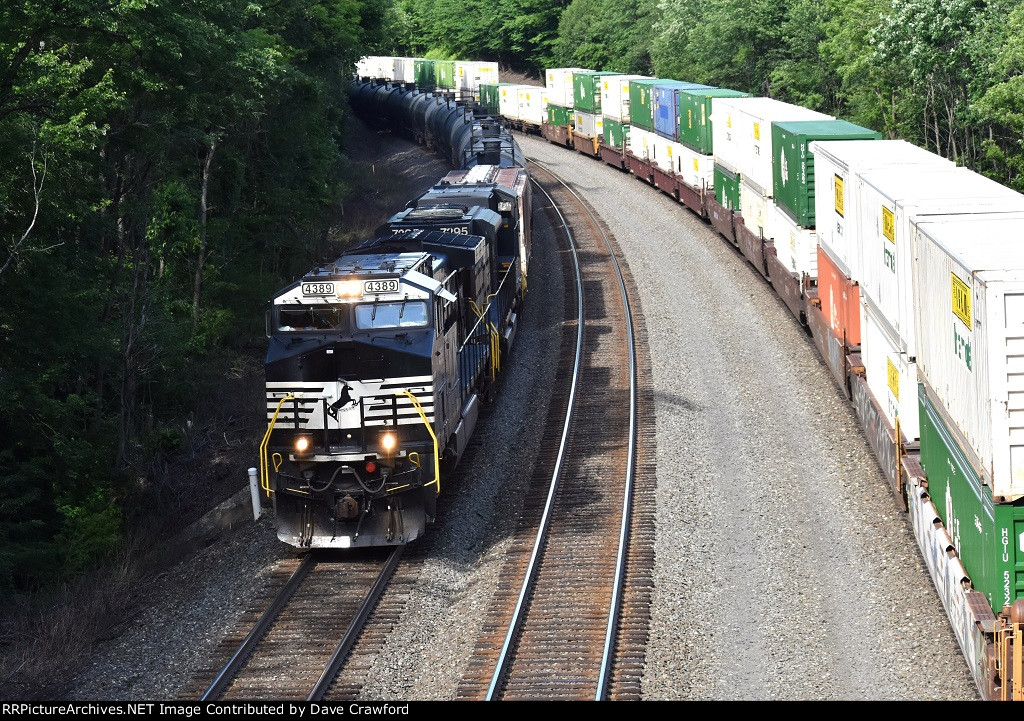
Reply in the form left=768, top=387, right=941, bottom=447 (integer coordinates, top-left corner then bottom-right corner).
left=816, top=245, right=861, bottom=347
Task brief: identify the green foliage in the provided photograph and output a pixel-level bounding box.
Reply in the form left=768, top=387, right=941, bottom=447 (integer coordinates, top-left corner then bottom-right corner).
left=554, top=0, right=656, bottom=73
left=0, top=0, right=389, bottom=590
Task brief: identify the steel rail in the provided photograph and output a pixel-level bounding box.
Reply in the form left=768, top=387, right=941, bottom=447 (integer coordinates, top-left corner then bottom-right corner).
left=307, top=546, right=404, bottom=701
left=484, top=175, right=585, bottom=701
left=528, top=160, right=639, bottom=701
left=200, top=553, right=317, bottom=701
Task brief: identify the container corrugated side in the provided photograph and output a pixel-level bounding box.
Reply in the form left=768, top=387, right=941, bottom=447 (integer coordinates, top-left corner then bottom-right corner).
left=547, top=104, right=572, bottom=127
left=545, top=68, right=590, bottom=108
left=919, top=386, right=1024, bottom=613
left=771, top=202, right=818, bottom=278
left=862, top=299, right=920, bottom=441
left=601, top=75, right=649, bottom=122
left=711, top=97, right=831, bottom=196
left=715, top=163, right=740, bottom=211
left=628, top=125, right=655, bottom=160
left=771, top=120, right=881, bottom=229
left=811, top=139, right=954, bottom=281
left=414, top=59, right=436, bottom=88
left=678, top=88, right=751, bottom=155
left=739, top=177, right=770, bottom=238
left=672, top=143, right=714, bottom=190
left=517, top=86, right=546, bottom=126
left=817, top=245, right=861, bottom=346
left=912, top=212, right=1024, bottom=502
left=574, top=111, right=602, bottom=139
left=857, top=167, right=1024, bottom=357
left=500, top=85, right=525, bottom=120
left=574, top=71, right=620, bottom=113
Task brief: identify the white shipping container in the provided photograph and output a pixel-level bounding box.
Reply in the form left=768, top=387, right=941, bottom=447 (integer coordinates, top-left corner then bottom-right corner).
left=517, top=86, right=546, bottom=126
left=500, top=85, right=526, bottom=121
left=356, top=56, right=378, bottom=79
left=628, top=126, right=655, bottom=160
left=911, top=213, right=1024, bottom=501
left=456, top=61, right=498, bottom=99
left=545, top=67, right=590, bottom=108
left=810, top=139, right=955, bottom=281
left=710, top=97, right=831, bottom=196
left=402, top=58, right=421, bottom=85
left=600, top=74, right=649, bottom=122
left=673, top=144, right=714, bottom=191
left=862, top=299, right=920, bottom=442
left=739, top=177, right=770, bottom=239
left=856, top=167, right=1024, bottom=357
left=574, top=111, right=603, bottom=139
left=772, top=202, right=818, bottom=279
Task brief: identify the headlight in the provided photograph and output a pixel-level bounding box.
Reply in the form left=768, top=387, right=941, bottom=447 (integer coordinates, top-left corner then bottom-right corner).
left=295, top=437, right=310, bottom=453
left=379, top=430, right=397, bottom=452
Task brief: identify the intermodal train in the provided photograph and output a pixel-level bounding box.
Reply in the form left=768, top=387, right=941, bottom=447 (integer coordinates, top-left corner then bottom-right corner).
left=258, top=80, right=530, bottom=549
left=350, top=56, right=1024, bottom=699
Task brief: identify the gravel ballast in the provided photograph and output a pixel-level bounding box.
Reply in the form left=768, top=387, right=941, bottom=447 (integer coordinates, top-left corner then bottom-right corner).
left=515, top=134, right=977, bottom=701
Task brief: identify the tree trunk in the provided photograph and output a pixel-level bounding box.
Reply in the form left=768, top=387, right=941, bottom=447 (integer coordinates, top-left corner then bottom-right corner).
left=192, top=137, right=217, bottom=329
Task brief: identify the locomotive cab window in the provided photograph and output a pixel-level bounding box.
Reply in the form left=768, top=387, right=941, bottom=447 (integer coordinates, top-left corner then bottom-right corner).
left=277, top=306, right=346, bottom=331
left=354, top=300, right=429, bottom=330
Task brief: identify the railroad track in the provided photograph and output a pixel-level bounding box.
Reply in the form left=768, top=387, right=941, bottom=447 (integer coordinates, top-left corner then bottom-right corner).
left=457, top=160, right=656, bottom=700
left=183, top=547, right=402, bottom=701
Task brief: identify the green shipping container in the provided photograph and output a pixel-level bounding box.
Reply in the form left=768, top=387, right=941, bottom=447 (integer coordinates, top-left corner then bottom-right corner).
left=604, top=118, right=629, bottom=150
left=414, top=59, right=436, bottom=89
left=479, top=82, right=512, bottom=115
left=919, top=387, right=1024, bottom=614
left=435, top=60, right=457, bottom=90
left=573, top=71, right=621, bottom=114
left=547, top=104, right=572, bottom=127
left=771, top=119, right=881, bottom=228
left=628, top=79, right=665, bottom=132
left=678, top=88, right=751, bottom=155
left=715, top=163, right=740, bottom=211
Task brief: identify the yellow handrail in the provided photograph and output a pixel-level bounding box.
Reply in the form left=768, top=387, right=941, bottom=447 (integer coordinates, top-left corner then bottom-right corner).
left=260, top=394, right=295, bottom=497
left=470, top=297, right=501, bottom=382
left=401, top=390, right=440, bottom=494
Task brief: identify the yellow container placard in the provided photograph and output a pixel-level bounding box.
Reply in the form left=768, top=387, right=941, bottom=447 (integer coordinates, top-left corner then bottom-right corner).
left=887, top=358, right=900, bottom=400
left=951, top=273, right=972, bottom=328
left=834, top=175, right=845, bottom=218
left=882, top=206, right=895, bottom=243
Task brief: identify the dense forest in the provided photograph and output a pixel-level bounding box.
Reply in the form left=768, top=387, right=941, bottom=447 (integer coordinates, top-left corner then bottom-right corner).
left=3, top=0, right=1023, bottom=593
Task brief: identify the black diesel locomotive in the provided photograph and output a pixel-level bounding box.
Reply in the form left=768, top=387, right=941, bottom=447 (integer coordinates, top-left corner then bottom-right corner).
left=260, top=85, right=531, bottom=548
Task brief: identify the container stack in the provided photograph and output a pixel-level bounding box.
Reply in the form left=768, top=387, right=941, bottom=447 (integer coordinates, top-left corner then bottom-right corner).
left=545, top=68, right=591, bottom=130
left=480, top=82, right=513, bottom=115
left=572, top=71, right=620, bottom=140
left=600, top=75, right=648, bottom=150
left=676, top=88, right=750, bottom=206
left=647, top=82, right=713, bottom=188
left=769, top=120, right=880, bottom=283
left=911, top=212, right=1024, bottom=615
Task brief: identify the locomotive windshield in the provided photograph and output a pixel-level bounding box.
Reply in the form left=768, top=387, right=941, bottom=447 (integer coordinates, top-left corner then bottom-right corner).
left=276, top=306, right=346, bottom=332
left=354, top=300, right=428, bottom=330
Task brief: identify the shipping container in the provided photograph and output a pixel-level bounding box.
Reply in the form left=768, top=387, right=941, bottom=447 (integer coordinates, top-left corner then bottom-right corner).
left=669, top=142, right=714, bottom=190
left=711, top=98, right=831, bottom=196
left=604, top=118, right=629, bottom=149
left=517, top=86, right=546, bottom=126
left=678, top=88, right=751, bottom=155
left=481, top=82, right=513, bottom=115
left=628, top=125, right=655, bottom=160
left=574, top=110, right=602, bottom=139
left=574, top=71, right=621, bottom=113
left=739, top=177, right=770, bottom=238
left=715, top=163, right=740, bottom=211
left=455, top=61, right=498, bottom=99
left=355, top=56, right=377, bottom=79
left=816, top=245, right=861, bottom=347
left=601, top=75, right=649, bottom=122
left=771, top=120, right=881, bottom=229
left=653, top=82, right=713, bottom=141
left=862, top=299, right=920, bottom=441
left=629, top=79, right=665, bottom=132
left=919, top=386, right=1024, bottom=613
left=414, top=59, right=436, bottom=89
left=435, top=60, right=457, bottom=90
left=547, top=104, right=572, bottom=128
left=810, top=139, right=955, bottom=281
left=546, top=67, right=591, bottom=108
left=912, top=212, right=1024, bottom=503
left=771, top=201, right=818, bottom=278
left=857, top=167, right=1024, bottom=357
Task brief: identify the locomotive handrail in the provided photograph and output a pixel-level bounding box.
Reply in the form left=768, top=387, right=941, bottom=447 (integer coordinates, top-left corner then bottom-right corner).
left=469, top=299, right=500, bottom=381
left=260, top=394, right=295, bottom=497
left=401, top=390, right=440, bottom=494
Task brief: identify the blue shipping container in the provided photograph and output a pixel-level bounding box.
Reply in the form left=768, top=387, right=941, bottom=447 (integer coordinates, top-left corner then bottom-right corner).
left=653, top=82, right=712, bottom=141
